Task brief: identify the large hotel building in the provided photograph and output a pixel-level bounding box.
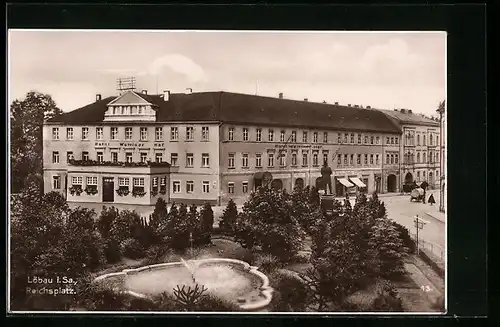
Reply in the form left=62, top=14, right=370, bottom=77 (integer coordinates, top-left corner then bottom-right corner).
left=42, top=88, right=441, bottom=213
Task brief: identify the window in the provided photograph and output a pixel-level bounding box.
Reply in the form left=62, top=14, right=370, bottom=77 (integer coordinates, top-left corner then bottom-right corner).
left=303, top=131, right=308, bottom=143
left=338, top=154, right=342, bottom=165
left=370, top=136, right=374, bottom=145
left=417, top=171, right=420, bottom=179
left=430, top=135, right=433, bottom=146
left=87, top=176, right=98, bottom=185
left=292, top=152, right=297, bottom=166
left=111, top=152, right=118, bottom=163
left=155, top=153, right=163, bottom=163
left=242, top=153, right=249, bottom=168
left=186, top=153, right=194, bottom=167
left=268, top=153, right=274, bottom=167
left=351, top=133, right=355, bottom=144
left=140, top=152, right=148, bottom=163
left=390, top=154, right=394, bottom=164
left=344, top=133, right=349, bottom=143
left=376, top=136, right=380, bottom=144
left=313, top=132, right=318, bottom=143
left=387, top=137, right=391, bottom=145
left=423, top=135, right=426, bottom=146
left=350, top=154, right=354, bottom=166
left=338, top=133, right=342, bottom=144
left=228, top=182, right=234, bottom=194
left=323, top=132, right=328, bottom=143
left=202, top=126, right=209, bottom=141
left=138, top=106, right=143, bottom=115
left=52, top=176, right=61, bottom=189
left=97, top=152, right=104, bottom=162
left=228, top=153, right=235, bottom=168
left=302, top=151, right=308, bottom=166
left=386, top=153, right=390, bottom=164
left=173, top=181, right=181, bottom=193
left=243, top=128, right=249, bottom=141
left=186, top=181, right=194, bottom=193
left=436, top=136, right=439, bottom=146
left=125, top=152, right=132, bottom=163
left=395, top=154, right=399, bottom=164
left=82, top=127, right=89, bottom=140
left=202, top=153, right=209, bottom=167
left=423, top=153, right=427, bottom=163
left=423, top=171, right=426, bottom=178
left=72, top=176, right=83, bottom=185
left=133, top=178, right=145, bottom=187
left=152, top=177, right=158, bottom=188
left=291, top=131, right=297, bottom=143
left=52, top=128, right=59, bottom=140
left=279, top=152, right=286, bottom=167
left=364, top=154, right=368, bottom=165
left=203, top=181, right=210, bottom=193
left=256, top=153, right=262, bottom=167
left=364, top=136, right=368, bottom=144
left=228, top=127, right=234, bottom=141
left=417, top=134, right=421, bottom=145
left=313, top=152, right=319, bottom=166
left=66, top=128, right=73, bottom=140
left=256, top=128, right=262, bottom=142
left=417, top=153, right=421, bottom=163
left=111, top=127, right=118, bottom=140
left=171, top=127, right=179, bottom=141
left=67, top=151, right=74, bottom=162
left=242, top=182, right=248, bottom=194
left=82, top=151, right=89, bottom=161
left=358, top=134, right=362, bottom=144
left=395, top=137, right=399, bottom=145
left=376, top=154, right=380, bottom=165
left=155, top=127, right=163, bottom=141
left=96, top=127, right=103, bottom=140
left=186, top=127, right=194, bottom=140
left=429, top=152, right=433, bottom=163
left=171, top=153, right=178, bottom=166
left=390, top=137, right=394, bottom=145
left=160, top=177, right=166, bottom=186
left=370, top=154, right=374, bottom=165
left=323, top=152, right=328, bottom=165
left=344, top=154, right=348, bottom=165
left=125, top=127, right=133, bottom=140
left=280, top=130, right=285, bottom=142
left=268, top=129, right=274, bottom=142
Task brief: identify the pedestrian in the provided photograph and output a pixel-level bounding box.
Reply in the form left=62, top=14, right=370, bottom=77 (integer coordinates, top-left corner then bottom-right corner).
left=428, top=194, right=436, bottom=205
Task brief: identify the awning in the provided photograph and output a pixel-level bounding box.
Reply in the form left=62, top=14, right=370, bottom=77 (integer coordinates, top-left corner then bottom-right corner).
left=338, top=178, right=354, bottom=188
left=350, top=177, right=366, bottom=188
left=254, top=171, right=272, bottom=181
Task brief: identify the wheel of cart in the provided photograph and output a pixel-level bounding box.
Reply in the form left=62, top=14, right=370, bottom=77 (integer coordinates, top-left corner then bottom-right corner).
left=410, top=188, right=425, bottom=202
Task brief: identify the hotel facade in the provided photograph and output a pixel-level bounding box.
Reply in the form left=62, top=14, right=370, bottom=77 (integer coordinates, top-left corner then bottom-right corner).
left=43, top=89, right=411, bottom=213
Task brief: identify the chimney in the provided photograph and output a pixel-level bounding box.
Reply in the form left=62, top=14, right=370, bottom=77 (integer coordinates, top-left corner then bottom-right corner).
left=354, top=105, right=359, bottom=108
left=408, top=109, right=413, bottom=114
left=163, top=90, right=170, bottom=101
left=348, top=104, right=351, bottom=107
left=278, top=93, right=283, bottom=99
left=186, top=88, right=193, bottom=94
left=96, top=94, right=101, bottom=101
left=322, top=101, right=327, bottom=104
left=334, top=102, right=339, bottom=105
left=393, top=109, right=398, bottom=111
left=304, top=98, right=308, bottom=102
left=400, top=109, right=406, bottom=113
left=142, top=90, right=147, bottom=95
left=367, top=105, right=371, bottom=109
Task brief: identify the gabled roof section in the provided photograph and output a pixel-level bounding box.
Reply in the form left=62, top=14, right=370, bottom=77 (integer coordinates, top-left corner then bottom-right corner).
left=46, top=96, right=116, bottom=123
left=379, top=109, right=440, bottom=127
left=106, top=90, right=152, bottom=106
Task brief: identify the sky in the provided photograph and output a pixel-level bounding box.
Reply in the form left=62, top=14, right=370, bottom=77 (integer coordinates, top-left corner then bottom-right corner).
left=9, top=30, right=446, bottom=117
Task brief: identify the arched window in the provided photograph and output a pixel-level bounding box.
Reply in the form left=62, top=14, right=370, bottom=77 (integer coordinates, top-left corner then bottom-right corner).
left=417, top=152, right=420, bottom=163
left=417, top=134, right=420, bottom=145
left=430, top=135, right=433, bottom=146
left=423, top=153, right=427, bottom=163
left=423, top=135, right=426, bottom=145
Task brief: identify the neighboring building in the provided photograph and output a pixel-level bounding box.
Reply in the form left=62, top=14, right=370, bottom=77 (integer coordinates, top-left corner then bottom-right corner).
left=380, top=108, right=441, bottom=190
left=43, top=89, right=402, bottom=214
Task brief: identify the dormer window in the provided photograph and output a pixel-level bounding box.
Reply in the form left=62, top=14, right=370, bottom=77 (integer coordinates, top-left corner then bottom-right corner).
left=104, top=91, right=156, bottom=122
left=138, top=106, right=143, bottom=114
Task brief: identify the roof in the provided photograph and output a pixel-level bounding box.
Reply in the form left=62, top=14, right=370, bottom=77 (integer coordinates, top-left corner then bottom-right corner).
left=379, top=109, right=440, bottom=127
left=46, top=91, right=402, bottom=134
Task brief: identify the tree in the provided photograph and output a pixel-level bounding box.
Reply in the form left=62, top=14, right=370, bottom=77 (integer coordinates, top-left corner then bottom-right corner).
left=10, top=91, right=63, bottom=193
left=163, top=203, right=191, bottom=250
left=234, top=187, right=306, bottom=261
left=199, top=203, right=214, bottom=245
left=150, top=197, right=168, bottom=231
left=308, top=186, right=320, bottom=208
left=218, top=199, right=238, bottom=234
left=97, top=206, right=119, bottom=239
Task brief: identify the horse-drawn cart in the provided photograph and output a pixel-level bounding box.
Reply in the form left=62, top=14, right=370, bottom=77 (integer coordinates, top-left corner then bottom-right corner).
left=410, top=188, right=425, bottom=202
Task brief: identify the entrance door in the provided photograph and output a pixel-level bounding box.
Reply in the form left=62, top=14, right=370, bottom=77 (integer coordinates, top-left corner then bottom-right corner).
left=102, top=177, right=115, bottom=202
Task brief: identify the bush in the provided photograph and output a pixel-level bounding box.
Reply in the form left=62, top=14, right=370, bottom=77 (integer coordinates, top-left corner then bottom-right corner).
left=97, top=206, right=119, bottom=239
left=194, top=294, right=241, bottom=312
left=198, top=203, right=214, bottom=246
left=269, top=270, right=310, bottom=312
left=144, top=244, right=170, bottom=265
left=370, top=281, right=405, bottom=312
left=121, top=238, right=146, bottom=259
left=219, top=199, right=238, bottom=234
left=104, top=239, right=122, bottom=263
left=77, top=282, right=131, bottom=311
left=254, top=253, right=283, bottom=274
left=392, top=221, right=416, bottom=254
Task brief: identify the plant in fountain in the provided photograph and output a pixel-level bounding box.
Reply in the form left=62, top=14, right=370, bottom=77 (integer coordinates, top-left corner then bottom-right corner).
left=172, top=284, right=208, bottom=311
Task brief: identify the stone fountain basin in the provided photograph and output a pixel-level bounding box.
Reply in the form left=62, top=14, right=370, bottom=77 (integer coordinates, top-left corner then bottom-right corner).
left=94, top=258, right=273, bottom=311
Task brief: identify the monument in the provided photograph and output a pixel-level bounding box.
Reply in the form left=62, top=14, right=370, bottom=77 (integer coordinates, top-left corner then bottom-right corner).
left=320, top=160, right=335, bottom=215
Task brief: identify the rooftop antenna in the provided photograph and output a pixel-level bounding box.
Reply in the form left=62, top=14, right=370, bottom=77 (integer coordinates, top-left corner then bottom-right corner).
left=116, top=77, right=136, bottom=95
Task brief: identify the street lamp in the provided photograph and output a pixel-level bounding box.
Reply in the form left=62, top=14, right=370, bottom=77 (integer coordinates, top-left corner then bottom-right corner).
left=436, top=100, right=445, bottom=213
left=414, top=215, right=429, bottom=255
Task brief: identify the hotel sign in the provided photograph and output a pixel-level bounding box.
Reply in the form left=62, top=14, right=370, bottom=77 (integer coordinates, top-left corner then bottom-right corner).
left=272, top=144, right=323, bottom=150
left=95, top=142, right=165, bottom=148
